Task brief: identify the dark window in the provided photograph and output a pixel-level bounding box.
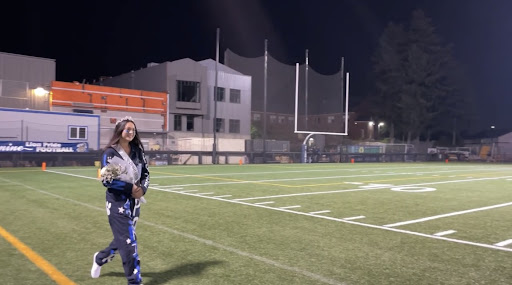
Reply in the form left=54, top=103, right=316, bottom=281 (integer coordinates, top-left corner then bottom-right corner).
left=229, top=89, right=241, bottom=103
left=174, top=115, right=182, bottom=131
left=177, top=80, right=200, bottom=102
left=186, top=115, right=194, bottom=131
left=215, top=118, right=225, bottom=132
left=229, top=119, right=240, bottom=133
left=215, top=87, right=225, bottom=102
left=69, top=126, right=87, bottom=139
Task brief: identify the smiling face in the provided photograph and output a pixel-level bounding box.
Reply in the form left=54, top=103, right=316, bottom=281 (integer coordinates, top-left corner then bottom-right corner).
left=120, top=122, right=136, bottom=144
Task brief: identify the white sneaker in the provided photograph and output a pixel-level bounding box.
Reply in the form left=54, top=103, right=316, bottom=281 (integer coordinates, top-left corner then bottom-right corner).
left=91, top=252, right=101, bottom=278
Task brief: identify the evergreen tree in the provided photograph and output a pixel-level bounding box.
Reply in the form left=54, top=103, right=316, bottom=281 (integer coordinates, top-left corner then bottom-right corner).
left=372, top=9, right=471, bottom=144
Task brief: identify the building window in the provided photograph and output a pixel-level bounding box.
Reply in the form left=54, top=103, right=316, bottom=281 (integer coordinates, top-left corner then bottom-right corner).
left=186, top=115, right=194, bottom=131
left=177, top=80, right=200, bottom=102
left=229, top=89, right=241, bottom=103
left=174, top=115, right=182, bottom=131
left=69, top=126, right=87, bottom=140
left=253, top=113, right=261, bottom=121
left=215, top=87, right=225, bottom=102
left=215, top=118, right=225, bottom=133
left=229, top=119, right=240, bottom=133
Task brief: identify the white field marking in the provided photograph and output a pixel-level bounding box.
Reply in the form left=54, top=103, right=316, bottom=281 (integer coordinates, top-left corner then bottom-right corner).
left=0, top=177, right=345, bottom=285
left=197, top=192, right=215, bottom=195
left=254, top=201, right=275, bottom=205
left=45, top=170, right=100, bottom=180
left=180, top=190, right=198, bottom=193
left=159, top=168, right=499, bottom=187
left=279, top=205, right=301, bottom=209
left=390, top=186, right=436, bottom=192
left=157, top=186, right=184, bottom=189
left=234, top=175, right=512, bottom=201
left=213, top=195, right=232, bottom=198
left=152, top=184, right=159, bottom=186
left=494, top=239, right=512, bottom=247
left=360, top=184, right=394, bottom=189
left=309, top=210, right=331, bottom=215
left=30, top=173, right=512, bottom=255
left=150, top=165, right=444, bottom=178
left=507, top=179, right=512, bottom=181
left=434, top=230, right=457, bottom=236
left=383, top=201, right=512, bottom=227
left=343, top=216, right=365, bottom=221
left=149, top=165, right=504, bottom=179
left=344, top=182, right=363, bottom=185
left=148, top=185, right=512, bottom=254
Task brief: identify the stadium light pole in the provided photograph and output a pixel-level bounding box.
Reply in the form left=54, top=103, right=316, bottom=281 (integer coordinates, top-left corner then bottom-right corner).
left=263, top=39, right=268, bottom=161
left=212, top=28, right=220, bottom=164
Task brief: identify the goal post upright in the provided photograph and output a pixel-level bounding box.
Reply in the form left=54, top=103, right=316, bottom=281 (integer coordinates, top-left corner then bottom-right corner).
left=294, top=62, right=350, bottom=163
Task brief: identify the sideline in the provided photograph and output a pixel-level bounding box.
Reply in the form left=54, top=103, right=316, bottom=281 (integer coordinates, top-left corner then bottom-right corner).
left=0, top=224, right=77, bottom=285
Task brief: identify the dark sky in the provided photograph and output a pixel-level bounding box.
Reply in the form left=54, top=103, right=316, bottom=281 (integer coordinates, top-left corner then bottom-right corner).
left=3, top=0, right=511, bottom=133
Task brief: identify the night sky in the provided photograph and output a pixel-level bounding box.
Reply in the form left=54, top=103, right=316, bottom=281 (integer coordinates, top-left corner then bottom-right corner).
left=2, top=0, right=511, bottom=133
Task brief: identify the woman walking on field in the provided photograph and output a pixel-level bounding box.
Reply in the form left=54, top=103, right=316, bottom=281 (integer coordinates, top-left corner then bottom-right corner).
left=91, top=116, right=150, bottom=285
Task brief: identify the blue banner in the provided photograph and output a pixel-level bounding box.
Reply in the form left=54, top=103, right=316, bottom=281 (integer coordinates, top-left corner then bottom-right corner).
left=0, top=141, right=88, bottom=152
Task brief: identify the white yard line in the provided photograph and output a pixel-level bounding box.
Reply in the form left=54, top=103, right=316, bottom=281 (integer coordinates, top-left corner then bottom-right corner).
left=234, top=176, right=512, bottom=201
left=150, top=185, right=512, bottom=254
left=434, top=230, right=457, bottom=236
left=213, top=195, right=232, bottom=198
left=254, top=201, right=275, bottom=205
left=150, top=165, right=457, bottom=178
left=494, top=239, right=512, bottom=247
left=279, top=205, right=302, bottom=209
left=384, top=202, right=512, bottom=227
left=309, top=210, right=331, bottom=215
left=197, top=192, right=215, bottom=195
left=153, top=168, right=503, bottom=187
left=343, top=216, right=365, bottom=221
left=30, top=171, right=512, bottom=255
left=0, top=177, right=345, bottom=285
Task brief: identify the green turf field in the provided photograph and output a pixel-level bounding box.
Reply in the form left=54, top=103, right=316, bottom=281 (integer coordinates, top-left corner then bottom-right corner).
left=1, top=162, right=512, bottom=284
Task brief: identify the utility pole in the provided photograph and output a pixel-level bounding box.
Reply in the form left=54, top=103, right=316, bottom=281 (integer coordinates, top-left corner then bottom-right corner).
left=212, top=28, right=220, bottom=164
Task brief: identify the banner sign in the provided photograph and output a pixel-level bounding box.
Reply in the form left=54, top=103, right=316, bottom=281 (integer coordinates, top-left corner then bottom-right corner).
left=0, top=141, right=88, bottom=152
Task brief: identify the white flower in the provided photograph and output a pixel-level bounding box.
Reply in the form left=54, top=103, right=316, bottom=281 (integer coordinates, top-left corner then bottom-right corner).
left=100, top=159, right=127, bottom=183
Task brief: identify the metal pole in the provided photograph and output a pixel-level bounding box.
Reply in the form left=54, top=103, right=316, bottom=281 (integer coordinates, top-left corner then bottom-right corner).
left=452, top=117, right=456, bottom=146
left=263, top=39, right=268, bottom=161
left=345, top=73, right=350, bottom=134
left=213, top=28, right=220, bottom=164
left=340, top=57, right=344, bottom=136
left=305, top=49, right=309, bottom=129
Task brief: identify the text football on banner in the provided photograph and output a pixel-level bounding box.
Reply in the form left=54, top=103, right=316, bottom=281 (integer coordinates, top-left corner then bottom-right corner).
left=0, top=141, right=88, bottom=152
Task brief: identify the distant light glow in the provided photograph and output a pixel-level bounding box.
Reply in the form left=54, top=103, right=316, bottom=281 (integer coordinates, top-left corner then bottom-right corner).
left=34, top=87, right=49, bottom=96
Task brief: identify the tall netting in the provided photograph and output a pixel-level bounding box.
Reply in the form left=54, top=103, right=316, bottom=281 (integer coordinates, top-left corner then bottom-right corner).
left=225, top=49, right=345, bottom=136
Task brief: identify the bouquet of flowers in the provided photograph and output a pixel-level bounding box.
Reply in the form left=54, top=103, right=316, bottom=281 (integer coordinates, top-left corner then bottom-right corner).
left=100, top=156, right=146, bottom=203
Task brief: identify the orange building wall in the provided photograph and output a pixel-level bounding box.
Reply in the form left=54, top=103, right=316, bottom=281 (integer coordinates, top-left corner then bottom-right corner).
left=50, top=81, right=167, bottom=130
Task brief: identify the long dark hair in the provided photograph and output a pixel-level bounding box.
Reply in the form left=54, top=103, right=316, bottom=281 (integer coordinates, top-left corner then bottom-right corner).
left=104, top=118, right=145, bottom=152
